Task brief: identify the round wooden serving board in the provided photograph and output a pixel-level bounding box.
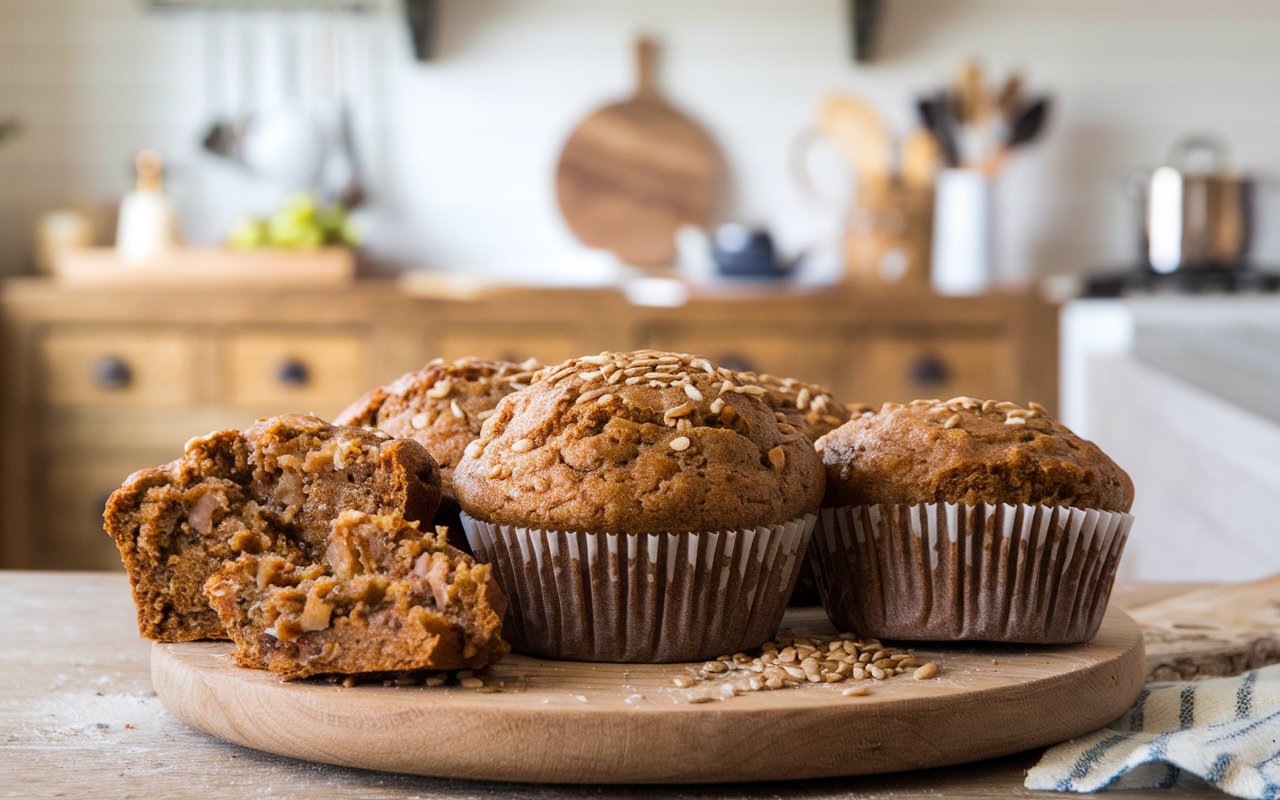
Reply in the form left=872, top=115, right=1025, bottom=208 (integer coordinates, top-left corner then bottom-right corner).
left=152, top=607, right=1145, bottom=784
left=555, top=36, right=722, bottom=268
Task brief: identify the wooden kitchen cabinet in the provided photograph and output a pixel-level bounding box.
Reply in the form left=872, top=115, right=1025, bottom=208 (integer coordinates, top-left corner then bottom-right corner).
left=0, top=279, right=1056, bottom=569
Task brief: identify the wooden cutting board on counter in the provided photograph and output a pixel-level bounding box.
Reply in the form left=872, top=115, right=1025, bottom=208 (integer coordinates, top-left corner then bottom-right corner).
left=555, top=36, right=722, bottom=268
left=151, top=607, right=1144, bottom=784
left=1130, top=573, right=1280, bottom=681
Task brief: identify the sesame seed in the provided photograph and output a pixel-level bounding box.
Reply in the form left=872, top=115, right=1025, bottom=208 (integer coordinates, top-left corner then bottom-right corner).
left=450, top=399, right=465, bottom=419
left=1029, top=401, right=1049, bottom=415
left=943, top=413, right=961, bottom=429
left=511, top=438, right=534, bottom=452
left=459, top=677, right=485, bottom=689
left=795, top=387, right=811, bottom=410
left=410, top=412, right=429, bottom=429
left=710, top=397, right=725, bottom=414
left=464, top=441, right=484, bottom=459
left=1004, top=416, right=1027, bottom=425
left=684, top=383, right=704, bottom=402
left=664, top=401, right=694, bottom=421
left=981, top=399, right=998, bottom=413
left=426, top=379, right=452, bottom=399
left=669, top=436, right=691, bottom=452
left=598, top=393, right=613, bottom=404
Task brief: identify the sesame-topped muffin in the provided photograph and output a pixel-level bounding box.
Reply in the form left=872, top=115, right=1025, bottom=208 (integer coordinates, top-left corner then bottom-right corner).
left=454, top=351, right=824, bottom=534
left=816, top=397, right=1134, bottom=512
left=739, top=372, right=851, bottom=442
left=335, top=357, right=540, bottom=505
left=453, top=350, right=825, bottom=662
left=808, top=397, right=1135, bottom=644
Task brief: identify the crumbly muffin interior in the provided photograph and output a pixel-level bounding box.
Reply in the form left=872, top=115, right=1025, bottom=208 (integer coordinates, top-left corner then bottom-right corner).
left=204, top=510, right=507, bottom=679
left=104, top=414, right=441, bottom=642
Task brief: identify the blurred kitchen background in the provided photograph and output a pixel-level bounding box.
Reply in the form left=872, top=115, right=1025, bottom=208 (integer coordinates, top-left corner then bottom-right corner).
left=1, top=0, right=1278, bottom=582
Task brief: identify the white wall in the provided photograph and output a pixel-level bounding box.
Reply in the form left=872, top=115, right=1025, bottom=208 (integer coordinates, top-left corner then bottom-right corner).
left=4, top=0, right=1280, bottom=282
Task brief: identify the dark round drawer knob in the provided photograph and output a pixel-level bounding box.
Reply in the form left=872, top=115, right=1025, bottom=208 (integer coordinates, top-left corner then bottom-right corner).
left=715, top=353, right=756, bottom=373
left=91, top=356, right=132, bottom=390
left=276, top=358, right=310, bottom=388
left=909, top=353, right=950, bottom=388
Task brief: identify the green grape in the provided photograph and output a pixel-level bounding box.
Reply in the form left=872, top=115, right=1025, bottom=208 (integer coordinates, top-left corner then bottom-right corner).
left=338, top=218, right=360, bottom=247
left=281, top=193, right=318, bottom=224
left=227, top=218, right=267, bottom=250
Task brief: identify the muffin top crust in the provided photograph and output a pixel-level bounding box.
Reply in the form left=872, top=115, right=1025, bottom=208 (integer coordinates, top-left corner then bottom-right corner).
left=453, top=350, right=825, bottom=533
left=815, top=397, right=1134, bottom=512
left=335, top=357, right=540, bottom=500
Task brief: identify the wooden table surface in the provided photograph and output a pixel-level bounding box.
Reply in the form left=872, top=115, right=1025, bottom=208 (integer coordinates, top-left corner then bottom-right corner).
left=1, top=572, right=1223, bottom=799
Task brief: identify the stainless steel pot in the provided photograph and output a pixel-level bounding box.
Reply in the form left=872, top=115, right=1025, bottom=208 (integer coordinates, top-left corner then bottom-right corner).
left=1133, top=136, right=1256, bottom=273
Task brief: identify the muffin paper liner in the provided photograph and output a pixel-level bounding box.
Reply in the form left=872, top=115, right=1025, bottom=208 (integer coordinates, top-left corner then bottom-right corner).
left=460, top=512, right=817, bottom=662
left=809, top=503, right=1133, bottom=644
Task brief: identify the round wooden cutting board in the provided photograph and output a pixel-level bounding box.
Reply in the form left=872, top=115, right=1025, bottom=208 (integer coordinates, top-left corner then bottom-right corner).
left=151, top=607, right=1145, bottom=784
left=555, top=36, right=722, bottom=268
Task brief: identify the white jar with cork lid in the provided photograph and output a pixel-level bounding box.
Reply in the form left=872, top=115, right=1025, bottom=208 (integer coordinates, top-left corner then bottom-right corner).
left=115, top=149, right=181, bottom=265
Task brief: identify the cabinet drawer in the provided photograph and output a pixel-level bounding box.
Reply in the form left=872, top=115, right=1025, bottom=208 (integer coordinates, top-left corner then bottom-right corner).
left=640, top=324, right=836, bottom=387
left=437, top=326, right=581, bottom=366
left=223, top=331, right=369, bottom=417
left=39, top=328, right=196, bottom=407
left=836, top=336, right=1016, bottom=406
left=34, top=456, right=158, bottom=571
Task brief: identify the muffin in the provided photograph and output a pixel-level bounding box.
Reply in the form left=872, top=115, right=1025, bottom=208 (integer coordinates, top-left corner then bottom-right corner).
left=740, top=372, right=851, bottom=442
left=727, top=374, right=850, bottom=606
left=453, top=350, right=825, bottom=662
left=335, top=357, right=540, bottom=544
left=104, top=414, right=442, bottom=642
left=810, top=397, right=1135, bottom=644
left=335, top=357, right=539, bottom=501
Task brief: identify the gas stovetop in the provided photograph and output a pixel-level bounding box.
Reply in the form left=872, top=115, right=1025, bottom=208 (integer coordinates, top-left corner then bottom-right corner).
left=1082, top=268, right=1280, bottom=298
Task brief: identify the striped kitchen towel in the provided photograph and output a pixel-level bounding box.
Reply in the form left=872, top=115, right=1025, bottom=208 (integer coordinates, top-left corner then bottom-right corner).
left=1026, top=664, right=1280, bottom=798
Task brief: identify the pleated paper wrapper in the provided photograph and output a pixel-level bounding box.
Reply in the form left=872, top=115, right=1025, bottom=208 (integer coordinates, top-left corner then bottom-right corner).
left=808, top=503, right=1133, bottom=644
left=460, top=512, right=817, bottom=662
